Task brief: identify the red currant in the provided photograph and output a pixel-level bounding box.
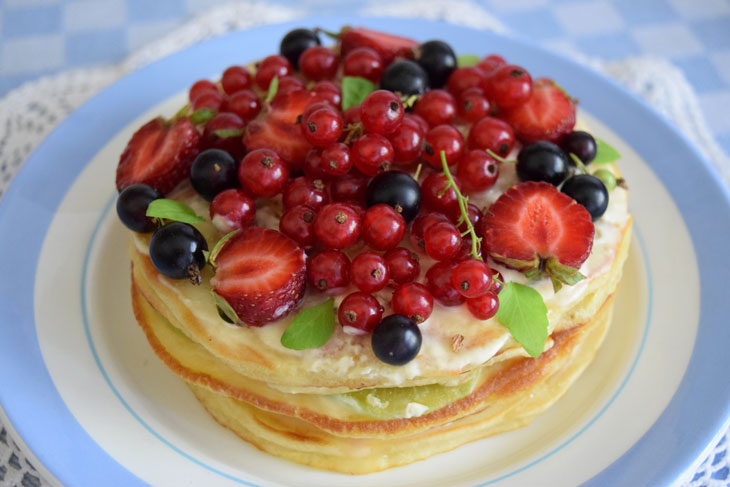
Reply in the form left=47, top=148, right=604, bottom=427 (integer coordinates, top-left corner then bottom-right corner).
left=201, top=112, right=246, bottom=160
left=227, top=89, right=261, bottom=122
left=422, top=124, right=465, bottom=168
left=408, top=113, right=430, bottom=134
left=360, top=90, right=404, bottom=135
left=467, top=116, right=515, bottom=157
left=458, top=87, right=491, bottom=123
left=490, top=270, right=504, bottom=294
left=255, top=55, right=292, bottom=90
left=276, top=75, right=306, bottom=97
left=477, top=54, right=506, bottom=75
left=221, top=66, right=252, bottom=95
left=384, top=247, right=419, bottom=285
left=351, top=133, right=394, bottom=176
left=425, top=260, right=465, bottom=306
left=483, top=64, right=533, bottom=109
left=343, top=106, right=362, bottom=126
left=451, top=259, right=493, bottom=298
left=330, top=172, right=369, bottom=205
left=338, top=292, right=383, bottom=335
left=350, top=252, right=389, bottom=293
left=283, top=177, right=329, bottom=210
left=189, top=79, right=217, bottom=103
left=457, top=150, right=499, bottom=193
left=307, top=249, right=350, bottom=292
left=313, top=203, right=362, bottom=249
left=303, top=147, right=328, bottom=179
left=414, top=89, right=457, bottom=127
left=208, top=189, right=255, bottom=234
left=388, top=118, right=424, bottom=166
left=409, top=212, right=450, bottom=251
left=361, top=204, right=406, bottom=251
left=279, top=205, right=317, bottom=248
left=392, top=282, right=433, bottom=324
left=238, top=149, right=289, bottom=198
left=321, top=142, right=352, bottom=177
left=466, top=291, right=500, bottom=320
left=343, top=47, right=384, bottom=83
left=446, top=66, right=487, bottom=97
left=299, top=46, right=339, bottom=81
left=421, top=172, right=461, bottom=218
left=192, top=90, right=223, bottom=111
left=424, top=221, right=462, bottom=261
left=311, top=80, right=342, bottom=107
left=302, top=106, right=343, bottom=147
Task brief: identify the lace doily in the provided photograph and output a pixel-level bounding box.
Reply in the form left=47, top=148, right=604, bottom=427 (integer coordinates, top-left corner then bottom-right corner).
left=1, top=2, right=728, bottom=486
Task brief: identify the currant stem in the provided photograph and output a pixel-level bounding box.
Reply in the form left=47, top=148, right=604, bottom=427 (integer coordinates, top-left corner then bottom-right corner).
left=413, top=162, right=423, bottom=181
left=486, top=149, right=516, bottom=164
left=439, top=151, right=483, bottom=261
left=568, top=152, right=588, bottom=174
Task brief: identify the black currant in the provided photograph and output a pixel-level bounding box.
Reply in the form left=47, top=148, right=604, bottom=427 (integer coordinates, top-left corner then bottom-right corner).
left=380, top=59, right=429, bottom=96
left=116, top=184, right=162, bottom=233
left=416, top=40, right=457, bottom=88
left=561, top=174, right=609, bottom=220
left=280, top=28, right=320, bottom=69
left=517, top=141, right=570, bottom=186
left=190, top=149, right=239, bottom=201
left=372, top=314, right=422, bottom=365
left=366, top=171, right=421, bottom=223
left=149, top=222, right=208, bottom=283
left=561, top=131, right=597, bottom=164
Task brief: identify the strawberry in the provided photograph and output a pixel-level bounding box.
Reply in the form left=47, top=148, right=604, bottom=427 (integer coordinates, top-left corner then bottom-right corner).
left=483, top=181, right=594, bottom=290
left=211, top=226, right=307, bottom=327
left=243, top=88, right=321, bottom=170
left=339, top=27, right=418, bottom=65
left=501, top=78, right=576, bottom=144
left=116, top=117, right=200, bottom=194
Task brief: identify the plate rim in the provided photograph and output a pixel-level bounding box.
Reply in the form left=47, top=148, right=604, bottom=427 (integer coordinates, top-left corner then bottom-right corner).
left=1, top=15, right=729, bottom=487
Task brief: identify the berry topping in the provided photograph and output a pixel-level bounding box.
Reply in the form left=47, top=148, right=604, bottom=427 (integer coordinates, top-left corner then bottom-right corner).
left=451, top=259, right=493, bottom=298
left=517, top=141, right=570, bottom=186
left=415, top=40, right=457, bottom=88
left=116, top=184, right=162, bottom=233
left=227, top=89, right=261, bottom=122
left=391, top=282, right=433, bottom=324
left=339, top=27, right=417, bottom=66
left=201, top=112, right=245, bottom=161
left=311, top=80, right=342, bottom=107
left=477, top=54, right=506, bottom=74
left=414, top=89, right=457, bottom=127
left=330, top=172, right=369, bottom=204
left=560, top=174, right=609, bottom=220
left=360, top=90, right=405, bottom=136
left=421, top=172, right=461, bottom=218
left=299, top=46, right=339, bottom=81
left=221, top=66, right=252, bottom=95
left=280, top=28, right=320, bottom=69
left=446, top=66, right=486, bottom=97
left=116, top=117, right=200, bottom=194
left=303, top=147, right=328, bottom=179
left=424, top=221, right=462, bottom=261
left=483, top=181, right=594, bottom=282
left=384, top=247, right=420, bottom=285
left=502, top=78, right=576, bottom=144
left=313, top=202, right=362, bottom=249
left=467, top=116, right=515, bottom=157
left=343, top=47, right=384, bottom=83
left=338, top=292, right=384, bottom=335
left=189, top=79, right=218, bottom=103
left=190, top=149, right=239, bottom=202
left=380, top=59, right=429, bottom=96
left=255, top=54, right=293, bottom=90
left=372, top=315, right=422, bottom=366
left=149, top=222, right=208, bottom=283
left=209, top=189, right=255, bottom=234
left=458, top=87, right=491, bottom=123
left=351, top=133, right=394, bottom=176
left=307, top=249, right=350, bottom=292
left=561, top=130, right=597, bottom=164
left=457, top=150, right=499, bottom=194
left=192, top=90, right=224, bottom=112
left=211, top=227, right=306, bottom=326
left=238, top=148, right=289, bottom=198
left=365, top=170, right=422, bottom=223
left=361, top=204, right=407, bottom=251
left=483, top=64, right=533, bottom=109
left=301, top=105, right=343, bottom=147
left=279, top=204, right=317, bottom=248
left=425, top=260, right=465, bottom=306
left=283, top=177, right=329, bottom=210
left=409, top=212, right=450, bottom=251
left=422, top=124, right=465, bottom=168
left=466, top=292, right=500, bottom=320
left=350, top=252, right=389, bottom=293
left=388, top=114, right=426, bottom=165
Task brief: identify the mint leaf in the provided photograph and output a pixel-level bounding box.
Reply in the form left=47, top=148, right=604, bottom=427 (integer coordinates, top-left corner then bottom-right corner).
left=341, top=76, right=376, bottom=110
left=495, top=282, right=548, bottom=358
left=265, top=75, right=279, bottom=103
left=207, top=229, right=239, bottom=266
left=212, top=128, right=244, bottom=139
left=189, top=108, right=216, bottom=125
left=213, top=292, right=241, bottom=325
left=281, top=298, right=335, bottom=350
left=146, top=199, right=204, bottom=224
left=457, top=54, right=480, bottom=67
left=592, top=137, right=621, bottom=164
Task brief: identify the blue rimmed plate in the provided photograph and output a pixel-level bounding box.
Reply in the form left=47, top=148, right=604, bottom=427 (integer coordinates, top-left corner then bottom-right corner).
left=0, top=17, right=728, bottom=487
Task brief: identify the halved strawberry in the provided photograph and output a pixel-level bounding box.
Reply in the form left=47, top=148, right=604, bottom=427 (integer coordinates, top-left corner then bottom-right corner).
left=116, top=117, right=200, bottom=194
left=483, top=181, right=594, bottom=289
left=340, top=27, right=418, bottom=65
left=501, top=78, right=576, bottom=144
left=211, top=226, right=306, bottom=327
left=243, top=88, right=319, bottom=170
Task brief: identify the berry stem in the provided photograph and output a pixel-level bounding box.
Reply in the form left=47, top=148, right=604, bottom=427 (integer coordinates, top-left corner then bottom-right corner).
left=486, top=149, right=516, bottom=164
left=413, top=162, right=423, bottom=181
left=439, top=150, right=483, bottom=261
left=568, top=152, right=588, bottom=174
left=315, top=26, right=341, bottom=39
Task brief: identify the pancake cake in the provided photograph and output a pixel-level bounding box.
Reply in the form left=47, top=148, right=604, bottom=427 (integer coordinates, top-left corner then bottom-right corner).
left=114, top=26, right=632, bottom=474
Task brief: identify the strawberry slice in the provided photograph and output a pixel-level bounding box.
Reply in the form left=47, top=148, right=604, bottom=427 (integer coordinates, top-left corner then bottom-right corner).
left=483, top=181, right=594, bottom=289
left=340, top=27, right=418, bottom=65
left=116, top=117, right=200, bottom=194
left=501, top=78, right=576, bottom=144
left=243, top=88, right=319, bottom=170
left=211, top=226, right=307, bottom=327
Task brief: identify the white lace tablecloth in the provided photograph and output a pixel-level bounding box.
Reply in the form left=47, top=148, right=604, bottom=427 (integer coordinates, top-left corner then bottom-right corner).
left=1, top=2, right=728, bottom=486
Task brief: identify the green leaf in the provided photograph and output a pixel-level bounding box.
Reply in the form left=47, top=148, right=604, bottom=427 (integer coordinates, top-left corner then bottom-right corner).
left=495, top=282, right=549, bottom=358
left=341, top=76, right=376, bottom=110
left=212, top=128, right=244, bottom=139
left=265, top=75, right=279, bottom=103
left=213, top=292, right=242, bottom=325
left=457, top=54, right=480, bottom=67
left=281, top=298, right=335, bottom=350
left=189, top=108, right=216, bottom=125
left=146, top=199, right=204, bottom=224
left=592, top=137, right=621, bottom=164
left=592, top=169, right=617, bottom=191
left=208, top=229, right=239, bottom=266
